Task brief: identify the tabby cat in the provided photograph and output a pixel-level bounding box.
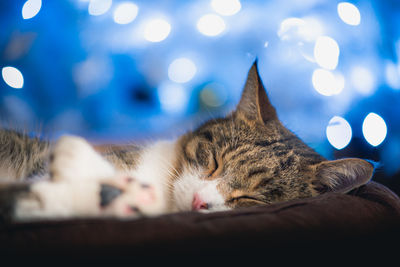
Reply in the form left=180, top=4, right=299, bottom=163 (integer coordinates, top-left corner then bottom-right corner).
left=0, top=62, right=374, bottom=221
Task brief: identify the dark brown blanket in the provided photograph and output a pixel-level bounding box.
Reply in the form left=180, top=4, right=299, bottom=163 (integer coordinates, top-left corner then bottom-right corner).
left=1, top=181, right=399, bottom=264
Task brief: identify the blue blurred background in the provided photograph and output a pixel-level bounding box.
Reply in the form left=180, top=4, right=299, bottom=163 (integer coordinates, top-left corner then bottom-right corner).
left=1, top=0, right=399, bottom=193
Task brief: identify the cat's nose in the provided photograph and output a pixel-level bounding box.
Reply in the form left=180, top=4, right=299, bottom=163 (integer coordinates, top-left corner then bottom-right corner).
left=192, top=193, right=209, bottom=211
left=100, top=184, right=122, bottom=207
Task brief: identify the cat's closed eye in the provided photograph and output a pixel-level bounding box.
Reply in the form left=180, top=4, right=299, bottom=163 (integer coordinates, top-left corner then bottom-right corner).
left=228, top=195, right=265, bottom=207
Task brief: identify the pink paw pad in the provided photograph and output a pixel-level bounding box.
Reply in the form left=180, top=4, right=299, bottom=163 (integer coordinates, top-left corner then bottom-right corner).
left=124, top=205, right=141, bottom=216
left=136, top=183, right=156, bottom=205
left=124, top=176, right=135, bottom=183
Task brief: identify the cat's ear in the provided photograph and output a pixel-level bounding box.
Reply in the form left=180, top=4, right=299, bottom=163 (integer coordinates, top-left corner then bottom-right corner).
left=313, top=158, right=374, bottom=194
left=235, top=60, right=277, bottom=123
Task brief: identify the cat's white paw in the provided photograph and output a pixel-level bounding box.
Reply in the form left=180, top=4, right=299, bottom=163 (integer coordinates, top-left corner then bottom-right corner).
left=100, top=174, right=165, bottom=218
left=14, top=136, right=167, bottom=221
left=14, top=180, right=103, bottom=220
left=50, top=135, right=115, bottom=182
left=14, top=174, right=165, bottom=221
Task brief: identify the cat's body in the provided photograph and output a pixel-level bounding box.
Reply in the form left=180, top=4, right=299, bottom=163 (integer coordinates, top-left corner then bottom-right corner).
left=0, top=62, right=375, bottom=221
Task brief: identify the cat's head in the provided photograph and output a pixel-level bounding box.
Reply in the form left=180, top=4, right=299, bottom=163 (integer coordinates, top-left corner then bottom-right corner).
left=172, top=61, right=374, bottom=212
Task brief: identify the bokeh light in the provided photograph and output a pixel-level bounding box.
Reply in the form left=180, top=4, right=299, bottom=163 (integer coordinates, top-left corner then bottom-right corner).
left=168, top=58, right=197, bottom=83
left=2, top=67, right=24, bottom=89
left=200, top=83, right=228, bottom=108
left=278, top=17, right=323, bottom=42
left=197, top=14, right=226, bottom=36
left=144, top=19, right=171, bottom=42
left=113, top=2, right=138, bottom=25
left=362, top=113, right=387, bottom=147
left=2, top=0, right=400, bottom=193
left=22, top=0, right=42, bottom=20
left=350, top=66, right=376, bottom=95
left=337, top=2, right=361, bottom=26
left=158, top=82, right=188, bottom=114
left=314, top=36, right=340, bottom=70
left=88, top=0, right=112, bottom=16
left=385, top=62, right=400, bottom=90
left=326, top=116, right=352, bottom=150
left=211, top=0, right=241, bottom=16
left=312, top=69, right=344, bottom=96
left=278, top=17, right=305, bottom=41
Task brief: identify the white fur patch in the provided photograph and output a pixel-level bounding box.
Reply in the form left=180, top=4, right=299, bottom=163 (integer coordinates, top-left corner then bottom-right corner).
left=126, top=140, right=177, bottom=213
left=172, top=167, right=229, bottom=212
left=14, top=135, right=230, bottom=220
left=15, top=138, right=180, bottom=220
left=15, top=180, right=102, bottom=219
left=50, top=136, right=115, bottom=182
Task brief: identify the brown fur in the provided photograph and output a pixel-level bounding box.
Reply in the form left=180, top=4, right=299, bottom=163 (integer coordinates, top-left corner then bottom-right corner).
left=0, top=61, right=375, bottom=211
left=174, top=62, right=374, bottom=208
left=97, top=144, right=143, bottom=171
left=0, top=130, right=50, bottom=182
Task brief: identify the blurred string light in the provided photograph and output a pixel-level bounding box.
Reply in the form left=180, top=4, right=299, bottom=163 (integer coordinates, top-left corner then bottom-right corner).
left=337, top=2, right=361, bottom=26
left=211, top=0, right=241, bottom=16
left=88, top=0, right=112, bottom=16
left=144, top=19, right=171, bottom=42
left=2, top=67, right=24, bottom=89
left=158, top=82, right=188, bottom=114
left=5, top=0, right=397, bottom=166
left=312, top=69, right=344, bottom=96
left=168, top=58, right=197, bottom=83
left=326, top=116, right=352, bottom=150
left=350, top=66, right=376, bottom=95
left=197, top=14, right=226, bottom=36
left=314, top=36, right=340, bottom=70
left=22, top=0, right=42, bottom=19
left=113, top=2, right=138, bottom=25
left=362, top=113, right=387, bottom=147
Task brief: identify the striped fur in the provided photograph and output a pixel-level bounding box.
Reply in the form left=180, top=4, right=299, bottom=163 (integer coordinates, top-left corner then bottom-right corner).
left=173, top=62, right=374, bottom=208
left=0, top=61, right=375, bottom=217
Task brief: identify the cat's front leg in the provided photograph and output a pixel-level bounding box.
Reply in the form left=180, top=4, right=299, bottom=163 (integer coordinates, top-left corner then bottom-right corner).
left=12, top=135, right=116, bottom=220
left=13, top=177, right=165, bottom=220
left=50, top=135, right=116, bottom=182
left=13, top=179, right=103, bottom=219
left=49, top=136, right=167, bottom=217
left=98, top=171, right=172, bottom=218
left=12, top=136, right=167, bottom=221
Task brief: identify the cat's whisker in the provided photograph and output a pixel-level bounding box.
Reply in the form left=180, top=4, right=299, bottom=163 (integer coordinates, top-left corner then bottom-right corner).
left=2, top=61, right=376, bottom=222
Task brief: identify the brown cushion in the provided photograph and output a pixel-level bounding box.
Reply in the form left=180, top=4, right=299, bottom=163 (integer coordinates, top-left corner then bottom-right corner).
left=1, top=181, right=399, bottom=263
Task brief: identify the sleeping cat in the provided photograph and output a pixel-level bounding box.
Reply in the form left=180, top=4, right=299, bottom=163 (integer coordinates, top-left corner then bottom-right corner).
left=0, top=61, right=374, bottom=221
